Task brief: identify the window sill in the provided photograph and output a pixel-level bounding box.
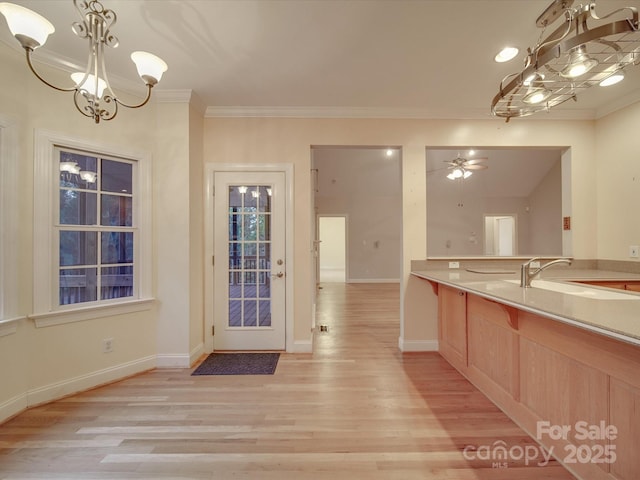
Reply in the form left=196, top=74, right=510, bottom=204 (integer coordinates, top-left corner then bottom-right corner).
left=0, top=316, right=25, bottom=337
left=30, top=298, right=155, bottom=328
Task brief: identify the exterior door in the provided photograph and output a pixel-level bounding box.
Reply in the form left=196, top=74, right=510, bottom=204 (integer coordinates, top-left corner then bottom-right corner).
left=214, top=172, right=286, bottom=350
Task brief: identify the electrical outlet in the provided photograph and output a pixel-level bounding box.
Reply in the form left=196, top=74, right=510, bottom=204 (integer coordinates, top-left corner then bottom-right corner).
left=102, top=338, right=114, bottom=353
left=530, top=261, right=541, bottom=269
left=448, top=261, right=460, bottom=269
left=630, top=245, right=639, bottom=258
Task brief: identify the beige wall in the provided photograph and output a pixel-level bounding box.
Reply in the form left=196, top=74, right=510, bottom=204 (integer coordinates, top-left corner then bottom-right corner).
left=0, top=43, right=160, bottom=421
left=5, top=35, right=639, bottom=422
left=203, top=117, right=597, bottom=351
left=595, top=100, right=640, bottom=261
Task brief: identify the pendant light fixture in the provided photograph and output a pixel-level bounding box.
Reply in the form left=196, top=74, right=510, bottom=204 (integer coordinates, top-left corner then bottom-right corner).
left=0, top=1, right=168, bottom=124
left=491, top=0, right=640, bottom=121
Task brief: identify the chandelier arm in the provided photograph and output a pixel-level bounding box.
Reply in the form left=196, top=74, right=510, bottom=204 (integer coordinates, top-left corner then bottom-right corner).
left=113, top=84, right=154, bottom=109
left=73, top=90, right=97, bottom=119
left=534, top=9, right=576, bottom=62
left=589, top=5, right=638, bottom=27
left=98, top=95, right=118, bottom=122
left=25, top=48, right=76, bottom=93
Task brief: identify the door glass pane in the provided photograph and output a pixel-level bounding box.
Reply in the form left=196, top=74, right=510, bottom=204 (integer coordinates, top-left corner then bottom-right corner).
left=229, top=300, right=241, bottom=326
left=259, top=300, right=271, bottom=327
left=227, top=184, right=272, bottom=328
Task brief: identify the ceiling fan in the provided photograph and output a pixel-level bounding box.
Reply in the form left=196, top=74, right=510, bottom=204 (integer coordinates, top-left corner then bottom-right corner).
left=442, top=153, right=488, bottom=180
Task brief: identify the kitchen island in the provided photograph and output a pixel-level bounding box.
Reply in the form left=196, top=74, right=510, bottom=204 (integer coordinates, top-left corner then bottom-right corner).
left=412, top=267, right=640, bottom=480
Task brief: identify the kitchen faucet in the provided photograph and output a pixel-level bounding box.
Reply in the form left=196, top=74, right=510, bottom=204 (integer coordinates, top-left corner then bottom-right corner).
left=520, top=257, right=572, bottom=288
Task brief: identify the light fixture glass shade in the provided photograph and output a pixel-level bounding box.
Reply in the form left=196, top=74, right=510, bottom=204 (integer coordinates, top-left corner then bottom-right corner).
left=238, top=186, right=248, bottom=194
left=131, top=51, right=168, bottom=85
left=79, top=170, right=97, bottom=183
left=60, top=161, right=78, bottom=173
left=0, top=2, right=54, bottom=48
left=523, top=76, right=552, bottom=104
left=560, top=45, right=598, bottom=78
left=599, top=70, right=625, bottom=87
left=447, top=168, right=464, bottom=180
left=71, top=73, right=108, bottom=98
left=463, top=170, right=473, bottom=179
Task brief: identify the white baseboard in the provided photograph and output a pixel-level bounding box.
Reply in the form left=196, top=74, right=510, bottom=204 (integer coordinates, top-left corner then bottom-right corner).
left=25, top=355, right=157, bottom=410
left=347, top=278, right=401, bottom=284
left=0, top=392, right=28, bottom=424
left=290, top=339, right=313, bottom=353
left=156, top=353, right=193, bottom=368
left=398, top=338, right=439, bottom=352
left=189, top=343, right=205, bottom=367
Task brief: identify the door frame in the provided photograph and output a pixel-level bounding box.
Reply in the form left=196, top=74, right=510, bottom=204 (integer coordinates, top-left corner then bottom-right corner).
left=204, top=163, right=294, bottom=353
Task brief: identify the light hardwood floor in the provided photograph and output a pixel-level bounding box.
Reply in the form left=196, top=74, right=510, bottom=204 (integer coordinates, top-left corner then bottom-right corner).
left=0, top=283, right=575, bottom=479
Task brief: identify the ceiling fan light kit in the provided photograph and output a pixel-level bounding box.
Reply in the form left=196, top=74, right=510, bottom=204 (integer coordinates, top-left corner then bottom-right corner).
left=491, top=0, right=640, bottom=121
left=0, top=0, right=168, bottom=123
left=443, top=154, right=488, bottom=181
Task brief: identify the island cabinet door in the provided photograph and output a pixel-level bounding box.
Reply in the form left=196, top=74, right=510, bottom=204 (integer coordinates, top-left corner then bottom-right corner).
left=466, top=294, right=520, bottom=402
left=610, top=378, right=640, bottom=480
left=438, top=285, right=468, bottom=371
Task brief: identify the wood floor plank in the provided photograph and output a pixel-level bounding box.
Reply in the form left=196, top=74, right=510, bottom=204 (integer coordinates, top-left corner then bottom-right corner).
left=0, top=283, right=575, bottom=479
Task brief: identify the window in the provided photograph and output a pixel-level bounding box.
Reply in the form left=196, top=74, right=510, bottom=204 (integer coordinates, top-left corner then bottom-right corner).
left=33, top=131, right=152, bottom=325
left=57, top=148, right=135, bottom=306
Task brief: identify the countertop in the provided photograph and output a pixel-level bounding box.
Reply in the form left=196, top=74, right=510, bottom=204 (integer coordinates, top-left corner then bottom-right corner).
left=411, top=268, right=640, bottom=347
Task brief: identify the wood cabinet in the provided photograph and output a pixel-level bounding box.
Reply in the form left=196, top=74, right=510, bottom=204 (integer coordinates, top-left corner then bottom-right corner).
left=435, top=287, right=640, bottom=480
left=438, top=285, right=467, bottom=372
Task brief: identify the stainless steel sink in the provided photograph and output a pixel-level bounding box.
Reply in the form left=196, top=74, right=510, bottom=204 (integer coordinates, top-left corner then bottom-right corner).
left=503, top=279, right=640, bottom=300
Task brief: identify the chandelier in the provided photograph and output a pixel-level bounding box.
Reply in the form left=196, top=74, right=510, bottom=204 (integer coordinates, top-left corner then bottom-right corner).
left=491, top=0, right=640, bottom=121
left=0, top=1, right=168, bottom=123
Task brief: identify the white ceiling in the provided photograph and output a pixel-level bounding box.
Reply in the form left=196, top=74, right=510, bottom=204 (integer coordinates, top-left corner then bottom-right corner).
left=2, top=0, right=640, bottom=119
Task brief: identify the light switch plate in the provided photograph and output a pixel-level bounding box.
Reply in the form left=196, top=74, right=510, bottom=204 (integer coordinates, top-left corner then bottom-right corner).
left=630, top=246, right=639, bottom=258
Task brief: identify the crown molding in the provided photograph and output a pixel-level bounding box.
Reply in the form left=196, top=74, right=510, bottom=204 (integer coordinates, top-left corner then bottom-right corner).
left=204, top=105, right=598, bottom=121
left=595, top=89, right=640, bottom=119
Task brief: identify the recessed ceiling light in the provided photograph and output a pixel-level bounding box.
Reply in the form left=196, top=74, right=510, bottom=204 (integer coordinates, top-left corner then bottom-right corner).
left=599, top=70, right=625, bottom=87
left=495, top=46, right=519, bottom=63
left=386, top=149, right=393, bottom=157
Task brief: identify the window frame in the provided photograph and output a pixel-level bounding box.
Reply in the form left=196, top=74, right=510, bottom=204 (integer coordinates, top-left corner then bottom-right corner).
left=32, top=130, right=153, bottom=327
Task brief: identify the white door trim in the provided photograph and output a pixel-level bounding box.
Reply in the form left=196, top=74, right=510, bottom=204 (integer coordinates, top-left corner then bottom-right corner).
left=204, top=163, right=294, bottom=353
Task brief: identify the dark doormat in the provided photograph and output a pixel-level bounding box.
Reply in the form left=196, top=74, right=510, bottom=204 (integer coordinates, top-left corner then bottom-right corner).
left=191, top=352, right=280, bottom=376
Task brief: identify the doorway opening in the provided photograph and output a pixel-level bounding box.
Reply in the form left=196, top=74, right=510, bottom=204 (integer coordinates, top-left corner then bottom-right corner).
left=318, top=216, right=347, bottom=283
left=484, top=214, right=517, bottom=256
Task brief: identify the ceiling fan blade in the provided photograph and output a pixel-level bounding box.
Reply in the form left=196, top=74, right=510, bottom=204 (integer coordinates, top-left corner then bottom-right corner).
left=465, top=164, right=488, bottom=170
left=466, top=158, right=488, bottom=165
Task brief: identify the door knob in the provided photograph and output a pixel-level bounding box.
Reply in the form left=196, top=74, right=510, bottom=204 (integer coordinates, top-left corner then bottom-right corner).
left=272, top=272, right=284, bottom=278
